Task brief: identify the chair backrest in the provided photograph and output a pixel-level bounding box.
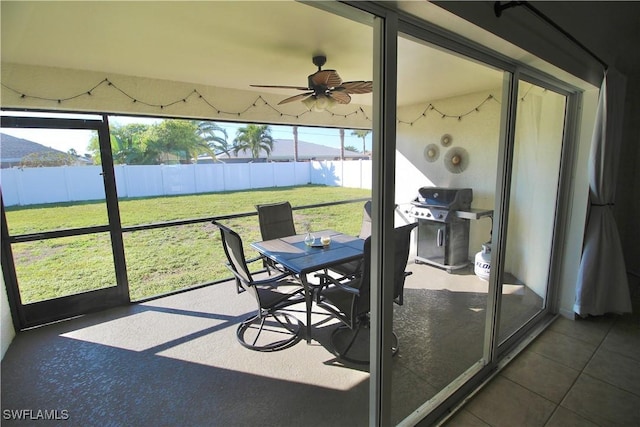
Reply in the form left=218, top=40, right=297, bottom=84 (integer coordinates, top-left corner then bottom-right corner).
left=256, top=201, right=296, bottom=241
left=354, top=235, right=372, bottom=317
left=355, top=223, right=417, bottom=314
left=215, top=222, right=253, bottom=289
left=358, top=201, right=372, bottom=239
left=393, top=222, right=418, bottom=304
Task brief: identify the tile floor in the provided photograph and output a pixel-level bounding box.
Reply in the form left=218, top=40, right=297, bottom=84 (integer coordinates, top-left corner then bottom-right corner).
left=444, top=274, right=640, bottom=427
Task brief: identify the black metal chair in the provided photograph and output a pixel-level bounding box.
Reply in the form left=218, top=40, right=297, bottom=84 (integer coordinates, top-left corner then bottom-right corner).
left=392, top=222, right=418, bottom=306
left=358, top=200, right=373, bottom=239
left=256, top=201, right=296, bottom=274
left=316, top=222, right=417, bottom=364
left=328, top=201, right=372, bottom=279
left=215, top=221, right=304, bottom=352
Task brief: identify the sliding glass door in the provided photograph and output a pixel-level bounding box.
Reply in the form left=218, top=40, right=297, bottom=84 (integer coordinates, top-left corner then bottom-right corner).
left=391, top=31, right=506, bottom=423
left=364, top=4, right=578, bottom=422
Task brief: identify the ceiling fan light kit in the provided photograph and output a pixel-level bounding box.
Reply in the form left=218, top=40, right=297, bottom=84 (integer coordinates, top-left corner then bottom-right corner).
left=250, top=55, right=372, bottom=112
left=302, top=93, right=337, bottom=112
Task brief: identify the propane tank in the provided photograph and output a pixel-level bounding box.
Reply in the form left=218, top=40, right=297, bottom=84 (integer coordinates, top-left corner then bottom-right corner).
left=474, top=243, right=491, bottom=281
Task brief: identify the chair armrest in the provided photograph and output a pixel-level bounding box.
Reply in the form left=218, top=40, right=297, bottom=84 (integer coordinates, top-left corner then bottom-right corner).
left=246, top=255, right=264, bottom=265
left=251, top=273, right=295, bottom=286
left=315, top=273, right=360, bottom=295
left=225, top=264, right=246, bottom=281
left=225, top=262, right=293, bottom=287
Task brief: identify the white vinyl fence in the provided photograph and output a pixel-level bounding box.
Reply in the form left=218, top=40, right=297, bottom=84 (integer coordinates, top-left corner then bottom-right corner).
left=0, top=160, right=372, bottom=206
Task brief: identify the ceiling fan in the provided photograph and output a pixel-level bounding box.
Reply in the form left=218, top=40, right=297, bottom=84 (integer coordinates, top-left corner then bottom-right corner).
left=250, top=55, right=372, bottom=110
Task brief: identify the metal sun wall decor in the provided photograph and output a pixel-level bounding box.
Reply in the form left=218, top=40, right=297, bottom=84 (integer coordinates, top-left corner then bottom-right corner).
left=444, top=146, right=469, bottom=174
left=425, top=133, right=469, bottom=174
left=424, top=144, right=440, bottom=162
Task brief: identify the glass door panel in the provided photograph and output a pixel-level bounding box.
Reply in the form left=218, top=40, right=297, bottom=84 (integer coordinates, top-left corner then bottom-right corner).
left=1, top=114, right=126, bottom=327
left=498, top=82, right=567, bottom=342
left=392, top=32, right=505, bottom=424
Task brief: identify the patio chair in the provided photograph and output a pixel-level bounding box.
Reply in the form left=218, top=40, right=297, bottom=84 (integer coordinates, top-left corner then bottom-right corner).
left=328, top=200, right=372, bottom=279
left=316, top=222, right=417, bottom=364
left=215, top=221, right=304, bottom=352
left=256, top=201, right=297, bottom=274
left=358, top=200, right=373, bottom=239
left=392, top=222, right=418, bottom=306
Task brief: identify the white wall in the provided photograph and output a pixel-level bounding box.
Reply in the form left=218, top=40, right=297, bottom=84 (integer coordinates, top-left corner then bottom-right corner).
left=431, top=0, right=630, bottom=317
left=505, top=88, right=566, bottom=298
left=615, top=74, right=640, bottom=275
left=396, top=89, right=502, bottom=258
left=396, top=84, right=581, bottom=305
left=1, top=266, right=15, bottom=359
left=556, top=89, right=599, bottom=318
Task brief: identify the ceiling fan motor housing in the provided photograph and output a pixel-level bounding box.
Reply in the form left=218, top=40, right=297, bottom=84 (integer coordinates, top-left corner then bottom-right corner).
left=312, top=55, right=327, bottom=70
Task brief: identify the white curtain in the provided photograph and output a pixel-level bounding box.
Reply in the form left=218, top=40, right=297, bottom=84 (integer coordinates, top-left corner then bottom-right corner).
left=574, top=69, right=631, bottom=316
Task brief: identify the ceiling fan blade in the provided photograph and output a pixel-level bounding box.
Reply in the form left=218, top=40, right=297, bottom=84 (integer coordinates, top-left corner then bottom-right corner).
left=310, top=70, right=343, bottom=88
left=339, top=81, right=373, bottom=94
left=328, top=90, right=351, bottom=104
left=250, top=84, right=310, bottom=91
left=278, top=92, right=314, bottom=105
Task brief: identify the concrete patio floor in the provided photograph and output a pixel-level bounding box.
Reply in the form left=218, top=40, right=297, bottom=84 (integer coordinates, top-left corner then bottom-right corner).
left=1, top=262, right=544, bottom=426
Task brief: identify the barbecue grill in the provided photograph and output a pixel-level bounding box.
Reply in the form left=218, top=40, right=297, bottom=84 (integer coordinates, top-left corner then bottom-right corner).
left=407, top=187, right=474, bottom=272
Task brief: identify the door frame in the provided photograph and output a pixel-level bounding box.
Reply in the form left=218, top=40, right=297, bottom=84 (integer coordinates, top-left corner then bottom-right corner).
left=1, top=113, right=129, bottom=329
left=339, top=1, right=584, bottom=424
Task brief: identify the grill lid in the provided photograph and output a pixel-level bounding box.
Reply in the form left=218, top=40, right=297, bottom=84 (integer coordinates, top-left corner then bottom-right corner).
left=414, top=187, right=472, bottom=210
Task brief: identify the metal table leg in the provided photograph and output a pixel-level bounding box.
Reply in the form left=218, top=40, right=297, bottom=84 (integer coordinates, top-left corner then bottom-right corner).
left=299, top=273, right=313, bottom=343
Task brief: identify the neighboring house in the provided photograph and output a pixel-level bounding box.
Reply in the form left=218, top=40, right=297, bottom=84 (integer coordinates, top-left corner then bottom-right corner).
left=207, top=139, right=368, bottom=163
left=0, top=133, right=90, bottom=168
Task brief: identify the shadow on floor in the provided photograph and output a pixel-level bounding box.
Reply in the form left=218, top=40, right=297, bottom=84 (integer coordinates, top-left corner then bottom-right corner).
left=1, top=262, right=544, bottom=426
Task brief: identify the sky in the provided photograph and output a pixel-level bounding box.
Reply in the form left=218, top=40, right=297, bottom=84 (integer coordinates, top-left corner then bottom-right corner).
left=1, top=113, right=372, bottom=156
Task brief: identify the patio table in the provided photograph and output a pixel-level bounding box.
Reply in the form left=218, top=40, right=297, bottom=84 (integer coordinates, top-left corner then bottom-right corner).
left=251, top=229, right=364, bottom=343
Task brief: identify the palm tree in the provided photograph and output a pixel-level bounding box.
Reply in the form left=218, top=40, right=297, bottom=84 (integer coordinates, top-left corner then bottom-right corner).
left=339, top=128, right=345, bottom=160
left=196, top=121, right=231, bottom=158
left=234, top=124, right=274, bottom=159
left=89, top=123, right=152, bottom=164
left=351, top=129, right=371, bottom=155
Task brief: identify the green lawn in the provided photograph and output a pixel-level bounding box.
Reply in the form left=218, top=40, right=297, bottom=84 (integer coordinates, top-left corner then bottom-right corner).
left=6, top=185, right=370, bottom=302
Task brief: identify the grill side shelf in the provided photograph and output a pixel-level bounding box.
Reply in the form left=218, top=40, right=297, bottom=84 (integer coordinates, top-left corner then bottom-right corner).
left=454, top=209, right=494, bottom=220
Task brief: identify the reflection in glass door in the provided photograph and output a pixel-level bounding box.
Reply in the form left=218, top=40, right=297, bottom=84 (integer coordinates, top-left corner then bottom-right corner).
left=498, top=82, right=567, bottom=343
left=391, top=32, right=505, bottom=424
left=1, top=113, right=127, bottom=327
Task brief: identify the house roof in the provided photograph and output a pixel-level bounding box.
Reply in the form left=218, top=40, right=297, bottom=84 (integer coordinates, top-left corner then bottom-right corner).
left=214, top=139, right=366, bottom=161
left=0, top=132, right=91, bottom=167
left=0, top=132, right=64, bottom=163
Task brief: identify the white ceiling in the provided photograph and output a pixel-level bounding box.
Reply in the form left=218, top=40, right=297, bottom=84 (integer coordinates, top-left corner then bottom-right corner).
left=0, top=1, right=503, bottom=109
